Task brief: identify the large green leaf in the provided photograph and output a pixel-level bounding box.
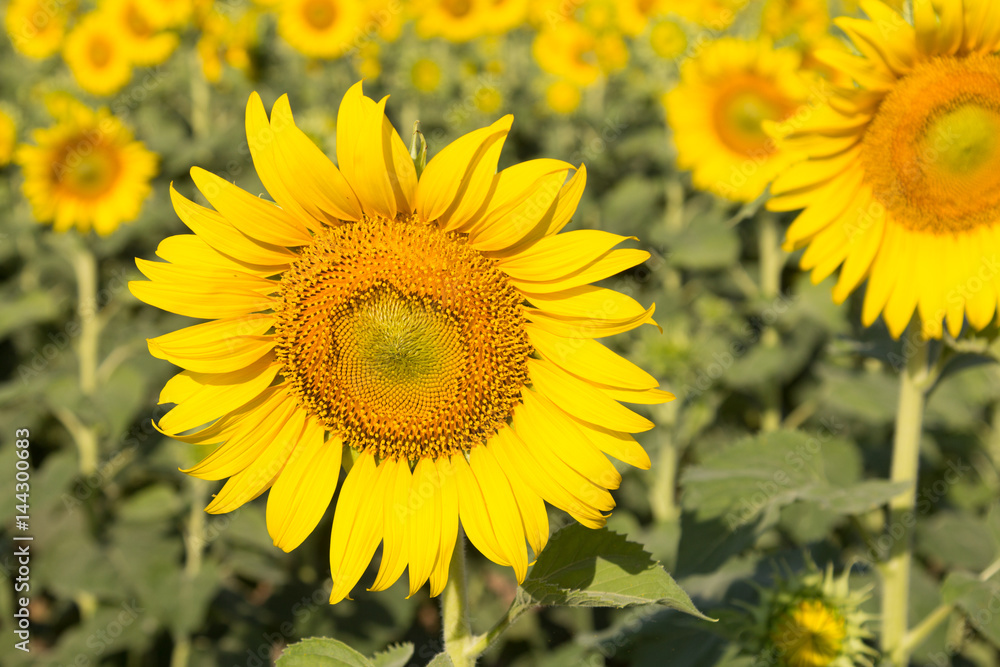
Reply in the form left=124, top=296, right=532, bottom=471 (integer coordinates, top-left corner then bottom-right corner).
left=370, top=643, right=414, bottom=667
left=276, top=638, right=374, bottom=667
left=518, top=524, right=710, bottom=619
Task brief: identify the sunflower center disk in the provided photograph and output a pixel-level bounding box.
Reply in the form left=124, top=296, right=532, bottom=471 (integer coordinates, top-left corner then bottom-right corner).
left=714, top=77, right=794, bottom=156
left=770, top=600, right=846, bottom=667
left=54, top=140, right=122, bottom=199
left=861, top=54, right=1000, bottom=234
left=275, top=216, right=531, bottom=462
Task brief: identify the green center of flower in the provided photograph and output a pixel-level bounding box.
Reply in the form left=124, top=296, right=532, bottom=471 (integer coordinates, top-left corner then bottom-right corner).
left=347, top=290, right=462, bottom=409
left=924, top=104, right=1000, bottom=176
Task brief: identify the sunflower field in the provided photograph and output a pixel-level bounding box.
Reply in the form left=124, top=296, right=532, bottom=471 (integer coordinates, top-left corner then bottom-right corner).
left=3, top=0, right=1000, bottom=666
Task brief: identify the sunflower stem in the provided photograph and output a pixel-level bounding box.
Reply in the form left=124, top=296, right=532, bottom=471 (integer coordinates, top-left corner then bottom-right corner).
left=757, top=213, right=784, bottom=431
left=71, top=240, right=99, bottom=398
left=881, top=334, right=931, bottom=665
left=443, top=530, right=475, bottom=666
left=466, top=600, right=530, bottom=658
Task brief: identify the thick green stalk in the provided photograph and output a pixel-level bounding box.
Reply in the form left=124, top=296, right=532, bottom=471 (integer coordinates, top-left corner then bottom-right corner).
left=881, top=339, right=930, bottom=665
left=443, top=532, right=474, bottom=667
left=757, top=214, right=784, bottom=431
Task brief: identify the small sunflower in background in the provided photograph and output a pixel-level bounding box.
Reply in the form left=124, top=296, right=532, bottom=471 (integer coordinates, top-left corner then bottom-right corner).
left=102, top=0, right=179, bottom=67
left=63, top=12, right=134, bottom=96
left=544, top=79, right=582, bottom=115
left=277, top=0, right=363, bottom=59
left=5, top=0, right=71, bottom=59
left=413, top=0, right=490, bottom=42
left=130, top=81, right=670, bottom=604
left=16, top=95, right=158, bottom=235
left=770, top=0, right=1000, bottom=339
left=0, top=109, right=16, bottom=167
left=760, top=0, right=831, bottom=43
left=533, top=22, right=601, bottom=88
left=664, top=38, right=810, bottom=202
left=142, top=0, right=194, bottom=29
left=739, top=562, right=878, bottom=667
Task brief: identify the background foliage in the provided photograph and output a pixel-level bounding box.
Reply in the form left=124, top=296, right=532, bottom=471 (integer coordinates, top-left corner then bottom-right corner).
left=2, top=0, right=1000, bottom=666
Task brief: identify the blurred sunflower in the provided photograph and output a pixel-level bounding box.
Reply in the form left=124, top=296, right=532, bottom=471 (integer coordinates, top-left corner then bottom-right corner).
left=761, top=0, right=831, bottom=43
left=142, top=0, right=194, bottom=29
left=0, top=109, right=15, bottom=167
left=197, top=8, right=259, bottom=83
left=102, top=0, right=178, bottom=67
left=533, top=22, right=601, bottom=87
left=484, top=0, right=528, bottom=35
left=545, top=80, right=582, bottom=115
left=770, top=0, right=1000, bottom=339
left=665, top=38, right=809, bottom=202
left=411, top=58, right=443, bottom=93
left=664, top=0, right=745, bottom=30
left=278, top=0, right=362, bottom=59
left=5, top=0, right=70, bottom=59
left=130, top=82, right=669, bottom=604
left=617, top=0, right=666, bottom=36
left=414, top=0, right=490, bottom=42
left=650, top=19, right=688, bottom=60
left=63, top=13, right=134, bottom=96
left=17, top=96, right=158, bottom=235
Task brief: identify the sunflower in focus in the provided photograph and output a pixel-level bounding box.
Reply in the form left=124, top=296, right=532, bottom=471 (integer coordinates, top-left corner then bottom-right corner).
left=665, top=38, right=809, bottom=202
left=17, top=96, right=158, bottom=235
left=64, top=13, right=134, bottom=96
left=102, top=0, right=178, bottom=67
left=5, top=0, right=70, bottom=59
left=278, top=0, right=362, bottom=59
left=770, top=0, right=1000, bottom=339
left=130, top=82, right=669, bottom=604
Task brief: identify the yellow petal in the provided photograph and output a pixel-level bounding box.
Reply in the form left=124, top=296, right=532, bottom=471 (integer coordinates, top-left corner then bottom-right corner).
left=407, top=458, right=443, bottom=597
left=470, top=446, right=529, bottom=582
left=267, top=426, right=342, bottom=552
left=128, top=279, right=274, bottom=320
left=148, top=314, right=275, bottom=374
left=158, top=354, right=280, bottom=435
left=525, top=303, right=657, bottom=339
left=452, top=453, right=509, bottom=566
left=524, top=285, right=649, bottom=321
left=428, top=456, right=460, bottom=597
left=329, top=449, right=386, bottom=603
left=415, top=116, right=513, bottom=230
left=498, top=230, right=633, bottom=281
left=509, top=248, right=650, bottom=294
left=170, top=184, right=295, bottom=266
left=469, top=169, right=570, bottom=253
left=370, top=458, right=413, bottom=592
left=135, top=258, right=276, bottom=294
left=337, top=83, right=397, bottom=219
left=154, top=235, right=286, bottom=277
left=528, top=358, right=653, bottom=433
left=204, top=406, right=306, bottom=513
left=526, top=323, right=657, bottom=390
left=189, top=166, right=313, bottom=246
left=566, top=415, right=651, bottom=470
left=269, top=94, right=363, bottom=222
left=487, top=437, right=549, bottom=556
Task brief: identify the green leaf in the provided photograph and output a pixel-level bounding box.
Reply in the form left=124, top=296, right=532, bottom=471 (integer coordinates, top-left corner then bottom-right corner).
left=680, top=430, right=825, bottom=523
left=426, top=653, right=455, bottom=667
left=277, top=638, right=375, bottom=667
left=370, top=643, right=414, bottom=667
left=941, top=572, right=1000, bottom=649
left=918, top=512, right=1000, bottom=572
left=666, top=215, right=740, bottom=270
left=798, top=480, right=912, bottom=515
left=518, top=524, right=710, bottom=619
left=0, top=288, right=61, bottom=338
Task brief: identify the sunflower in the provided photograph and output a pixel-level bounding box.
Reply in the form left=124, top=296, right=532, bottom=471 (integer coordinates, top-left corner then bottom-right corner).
left=760, top=0, right=831, bottom=43
left=101, top=0, right=178, bottom=67
left=414, top=0, right=490, bottom=42
left=665, top=38, right=810, bottom=202
left=740, top=562, right=878, bottom=667
left=277, top=0, right=362, bottom=59
left=533, top=22, right=601, bottom=87
left=0, top=109, right=15, bottom=167
left=17, top=96, right=158, bottom=235
left=769, top=0, right=1000, bottom=339
left=142, top=0, right=194, bottom=29
left=63, top=13, right=134, bottom=96
left=5, top=0, right=70, bottom=59
left=545, top=80, right=583, bottom=115
left=130, top=82, right=669, bottom=604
